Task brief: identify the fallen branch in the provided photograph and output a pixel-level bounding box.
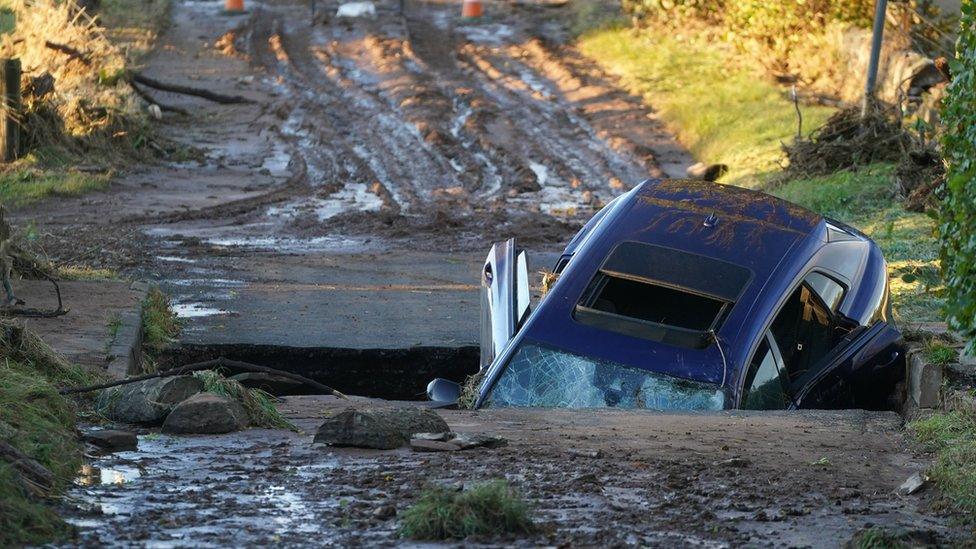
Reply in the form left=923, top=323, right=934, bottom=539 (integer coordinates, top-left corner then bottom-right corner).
left=130, top=72, right=254, bottom=104
left=59, top=357, right=348, bottom=399
left=44, top=41, right=91, bottom=65
left=128, top=80, right=189, bottom=115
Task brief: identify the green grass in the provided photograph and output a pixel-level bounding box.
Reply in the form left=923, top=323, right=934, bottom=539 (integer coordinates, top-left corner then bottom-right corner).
left=0, top=322, right=99, bottom=546
left=0, top=168, right=110, bottom=207
left=193, top=369, right=295, bottom=430
left=0, top=8, right=14, bottom=34
left=922, top=338, right=958, bottom=366
left=577, top=26, right=834, bottom=187
left=141, top=287, right=181, bottom=352
left=911, top=411, right=976, bottom=522
left=399, top=480, right=535, bottom=540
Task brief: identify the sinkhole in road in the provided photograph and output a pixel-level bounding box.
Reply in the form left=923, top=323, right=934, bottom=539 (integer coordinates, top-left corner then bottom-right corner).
left=158, top=344, right=480, bottom=400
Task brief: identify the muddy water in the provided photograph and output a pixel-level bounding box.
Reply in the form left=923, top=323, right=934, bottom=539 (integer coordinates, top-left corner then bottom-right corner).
left=63, top=404, right=961, bottom=547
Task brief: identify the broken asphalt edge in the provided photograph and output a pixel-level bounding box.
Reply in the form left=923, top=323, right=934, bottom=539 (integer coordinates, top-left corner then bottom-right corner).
left=105, top=280, right=151, bottom=378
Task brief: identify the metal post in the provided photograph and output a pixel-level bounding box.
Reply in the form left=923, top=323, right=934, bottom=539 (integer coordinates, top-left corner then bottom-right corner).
left=862, top=0, right=888, bottom=117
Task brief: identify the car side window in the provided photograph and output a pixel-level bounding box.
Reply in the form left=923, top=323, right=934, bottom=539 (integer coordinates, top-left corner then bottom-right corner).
left=804, top=271, right=845, bottom=312
left=742, top=335, right=790, bottom=410
left=769, top=277, right=837, bottom=386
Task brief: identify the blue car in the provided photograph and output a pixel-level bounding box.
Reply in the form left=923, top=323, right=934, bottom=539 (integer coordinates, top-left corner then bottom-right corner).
left=428, top=179, right=904, bottom=411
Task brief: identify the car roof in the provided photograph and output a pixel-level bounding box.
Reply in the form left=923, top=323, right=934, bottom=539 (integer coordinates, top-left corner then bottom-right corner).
left=519, top=179, right=827, bottom=386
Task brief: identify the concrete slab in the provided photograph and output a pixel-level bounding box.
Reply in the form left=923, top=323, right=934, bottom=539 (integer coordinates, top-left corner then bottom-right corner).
left=164, top=250, right=561, bottom=349
left=3, top=280, right=146, bottom=371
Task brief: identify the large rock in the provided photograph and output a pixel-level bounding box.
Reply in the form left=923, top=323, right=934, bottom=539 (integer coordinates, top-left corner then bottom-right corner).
left=313, top=407, right=449, bottom=450
left=162, top=393, right=249, bottom=434
left=96, top=376, right=203, bottom=425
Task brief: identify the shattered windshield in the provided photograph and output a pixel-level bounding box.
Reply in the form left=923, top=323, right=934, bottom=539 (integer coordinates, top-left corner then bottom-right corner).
left=484, top=342, right=725, bottom=410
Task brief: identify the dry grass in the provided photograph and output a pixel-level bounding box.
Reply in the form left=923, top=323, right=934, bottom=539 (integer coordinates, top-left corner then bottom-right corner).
left=1, top=1, right=146, bottom=153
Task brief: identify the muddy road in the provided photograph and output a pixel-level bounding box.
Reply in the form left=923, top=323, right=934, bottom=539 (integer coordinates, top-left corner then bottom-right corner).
left=66, top=402, right=957, bottom=547
left=14, top=0, right=689, bottom=352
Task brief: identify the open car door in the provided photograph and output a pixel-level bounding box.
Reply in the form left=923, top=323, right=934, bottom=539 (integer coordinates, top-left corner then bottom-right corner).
left=480, top=238, right=530, bottom=371
left=791, top=321, right=904, bottom=410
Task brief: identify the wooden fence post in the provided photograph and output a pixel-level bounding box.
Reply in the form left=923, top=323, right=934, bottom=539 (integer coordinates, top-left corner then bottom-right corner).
left=0, top=58, right=20, bottom=163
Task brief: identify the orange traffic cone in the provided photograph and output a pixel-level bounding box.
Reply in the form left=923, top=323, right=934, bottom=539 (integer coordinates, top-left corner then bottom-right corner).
left=225, top=0, right=245, bottom=12
left=461, top=0, right=483, bottom=19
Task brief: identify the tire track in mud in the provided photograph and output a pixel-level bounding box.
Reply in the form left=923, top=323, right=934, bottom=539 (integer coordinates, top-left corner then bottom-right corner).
left=165, top=1, right=691, bottom=248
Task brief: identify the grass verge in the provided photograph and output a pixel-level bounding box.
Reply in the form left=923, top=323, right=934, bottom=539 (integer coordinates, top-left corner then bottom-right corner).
left=576, top=25, right=942, bottom=322
left=577, top=26, right=834, bottom=186
left=0, top=168, right=111, bottom=207
left=0, top=321, right=99, bottom=546
left=910, top=410, right=976, bottom=523
left=399, top=480, right=534, bottom=540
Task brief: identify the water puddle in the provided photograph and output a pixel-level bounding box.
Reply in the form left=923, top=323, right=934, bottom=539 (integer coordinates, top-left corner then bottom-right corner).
left=457, top=23, right=515, bottom=45
left=172, top=302, right=230, bottom=319
left=267, top=182, right=384, bottom=221
left=156, top=255, right=197, bottom=264
left=76, top=464, right=142, bottom=486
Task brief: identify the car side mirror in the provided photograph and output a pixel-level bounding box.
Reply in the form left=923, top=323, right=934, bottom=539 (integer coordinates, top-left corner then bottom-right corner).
left=427, top=378, right=461, bottom=404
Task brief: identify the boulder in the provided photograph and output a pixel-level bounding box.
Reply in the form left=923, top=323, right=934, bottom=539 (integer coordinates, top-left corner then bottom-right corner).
left=162, top=393, right=249, bottom=434
left=96, top=376, right=204, bottom=425
left=83, top=429, right=138, bottom=452
left=314, top=407, right=449, bottom=450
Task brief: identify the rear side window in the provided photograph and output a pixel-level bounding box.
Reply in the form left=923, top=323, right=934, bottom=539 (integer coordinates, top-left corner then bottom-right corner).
left=804, top=271, right=845, bottom=312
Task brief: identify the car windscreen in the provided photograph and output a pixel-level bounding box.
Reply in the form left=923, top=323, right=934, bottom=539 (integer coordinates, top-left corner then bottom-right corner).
left=483, top=342, right=725, bottom=410
left=573, top=242, right=751, bottom=349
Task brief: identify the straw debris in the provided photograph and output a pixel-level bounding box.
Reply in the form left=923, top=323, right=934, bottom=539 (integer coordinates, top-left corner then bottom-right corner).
left=0, top=0, right=155, bottom=162
left=783, top=105, right=915, bottom=176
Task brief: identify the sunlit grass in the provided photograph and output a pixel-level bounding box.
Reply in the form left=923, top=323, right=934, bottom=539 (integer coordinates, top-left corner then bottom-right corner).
left=577, top=27, right=834, bottom=187
left=0, top=167, right=111, bottom=206
left=911, top=410, right=976, bottom=521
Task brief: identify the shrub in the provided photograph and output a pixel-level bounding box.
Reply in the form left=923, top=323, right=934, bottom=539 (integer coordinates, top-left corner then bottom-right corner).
left=939, top=0, right=976, bottom=355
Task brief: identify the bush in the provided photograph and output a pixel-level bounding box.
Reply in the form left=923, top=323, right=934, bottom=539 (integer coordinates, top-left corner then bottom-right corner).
left=399, top=481, right=535, bottom=540
left=939, top=1, right=976, bottom=355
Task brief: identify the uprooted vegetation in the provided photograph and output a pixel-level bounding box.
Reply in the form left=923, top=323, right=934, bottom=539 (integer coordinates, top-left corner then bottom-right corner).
left=0, top=320, right=99, bottom=546
left=782, top=105, right=944, bottom=212
left=141, top=287, right=180, bottom=354
left=0, top=0, right=154, bottom=164
left=193, top=369, right=294, bottom=430
left=399, top=480, right=535, bottom=540
left=0, top=0, right=180, bottom=207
